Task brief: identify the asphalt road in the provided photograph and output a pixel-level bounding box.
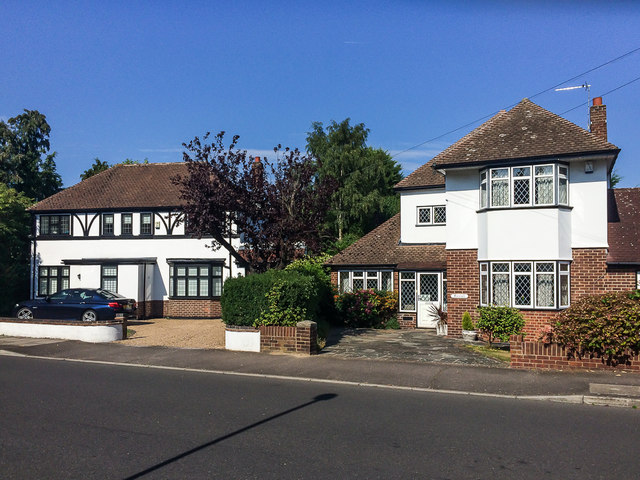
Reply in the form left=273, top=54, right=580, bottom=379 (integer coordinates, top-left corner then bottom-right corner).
left=1, top=356, right=638, bottom=480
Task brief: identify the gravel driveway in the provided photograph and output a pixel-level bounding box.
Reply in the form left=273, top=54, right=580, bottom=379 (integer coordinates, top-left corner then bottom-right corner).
left=118, top=318, right=225, bottom=349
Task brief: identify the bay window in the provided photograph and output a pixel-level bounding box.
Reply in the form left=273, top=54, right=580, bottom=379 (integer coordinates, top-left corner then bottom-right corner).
left=480, top=261, right=570, bottom=309
left=480, top=163, right=569, bottom=209
left=169, top=262, right=223, bottom=299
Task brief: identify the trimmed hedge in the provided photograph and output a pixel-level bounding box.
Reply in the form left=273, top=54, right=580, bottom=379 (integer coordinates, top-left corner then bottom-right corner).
left=476, top=305, right=524, bottom=346
left=221, top=255, right=333, bottom=327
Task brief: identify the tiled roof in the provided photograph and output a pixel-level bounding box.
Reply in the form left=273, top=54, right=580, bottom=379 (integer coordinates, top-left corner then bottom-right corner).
left=398, top=99, right=619, bottom=189
left=326, top=214, right=446, bottom=269
left=29, top=163, right=189, bottom=212
left=394, top=158, right=445, bottom=190
left=607, top=188, right=640, bottom=264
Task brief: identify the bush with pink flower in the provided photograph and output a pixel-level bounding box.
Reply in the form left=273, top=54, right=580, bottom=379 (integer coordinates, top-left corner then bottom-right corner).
left=334, top=289, right=399, bottom=329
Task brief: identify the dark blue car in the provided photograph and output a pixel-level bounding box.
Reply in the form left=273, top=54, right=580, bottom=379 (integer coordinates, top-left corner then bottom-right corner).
left=13, top=288, right=137, bottom=322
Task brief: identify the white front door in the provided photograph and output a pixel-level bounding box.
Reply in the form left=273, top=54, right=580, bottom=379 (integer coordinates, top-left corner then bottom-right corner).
left=417, top=273, right=440, bottom=328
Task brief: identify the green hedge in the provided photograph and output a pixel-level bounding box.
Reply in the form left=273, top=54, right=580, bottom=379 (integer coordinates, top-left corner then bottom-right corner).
left=221, top=257, right=333, bottom=327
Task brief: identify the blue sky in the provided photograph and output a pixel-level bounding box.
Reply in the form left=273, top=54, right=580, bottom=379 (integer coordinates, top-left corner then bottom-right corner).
left=2, top=1, right=640, bottom=188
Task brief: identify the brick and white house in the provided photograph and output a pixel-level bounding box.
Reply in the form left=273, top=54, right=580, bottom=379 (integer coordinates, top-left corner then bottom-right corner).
left=327, top=98, right=640, bottom=337
left=28, top=163, right=245, bottom=319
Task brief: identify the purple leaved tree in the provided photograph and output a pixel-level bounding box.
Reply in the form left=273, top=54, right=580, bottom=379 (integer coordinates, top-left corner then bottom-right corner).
left=173, top=132, right=333, bottom=273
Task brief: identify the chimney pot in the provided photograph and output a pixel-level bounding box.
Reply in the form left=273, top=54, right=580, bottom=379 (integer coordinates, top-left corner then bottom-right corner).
left=593, top=97, right=603, bottom=106
left=254, top=156, right=260, bottom=163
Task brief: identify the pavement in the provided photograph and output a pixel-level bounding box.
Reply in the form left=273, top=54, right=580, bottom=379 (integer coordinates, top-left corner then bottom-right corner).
left=1, top=328, right=640, bottom=408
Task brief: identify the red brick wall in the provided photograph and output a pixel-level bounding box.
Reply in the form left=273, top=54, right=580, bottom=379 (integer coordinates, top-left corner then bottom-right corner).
left=446, top=249, right=480, bottom=337
left=510, top=335, right=640, bottom=372
left=163, top=299, right=222, bottom=319
left=259, top=321, right=317, bottom=355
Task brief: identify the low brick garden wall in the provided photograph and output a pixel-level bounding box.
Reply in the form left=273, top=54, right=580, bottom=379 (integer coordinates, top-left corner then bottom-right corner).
left=260, top=320, right=317, bottom=355
left=510, top=335, right=640, bottom=372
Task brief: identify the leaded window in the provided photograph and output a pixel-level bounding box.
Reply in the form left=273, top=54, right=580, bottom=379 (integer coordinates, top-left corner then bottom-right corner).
left=39, top=215, right=71, bottom=236
left=512, top=167, right=531, bottom=205
left=480, top=261, right=568, bottom=309
left=419, top=274, right=439, bottom=302
left=101, top=265, right=118, bottom=292
left=491, top=263, right=510, bottom=306
left=169, top=262, right=223, bottom=299
left=481, top=163, right=568, bottom=209
left=352, top=271, right=364, bottom=291
left=534, top=165, right=554, bottom=205
left=417, top=206, right=446, bottom=225
left=38, top=266, right=70, bottom=296
left=400, top=272, right=416, bottom=311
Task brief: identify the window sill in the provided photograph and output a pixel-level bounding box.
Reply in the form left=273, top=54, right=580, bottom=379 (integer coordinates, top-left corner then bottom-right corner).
left=415, top=223, right=446, bottom=227
left=477, top=205, right=573, bottom=213
left=168, top=296, right=222, bottom=300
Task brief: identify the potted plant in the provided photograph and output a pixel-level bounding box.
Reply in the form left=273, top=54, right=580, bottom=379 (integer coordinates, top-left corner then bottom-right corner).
left=461, top=311, right=477, bottom=341
left=427, top=304, right=448, bottom=336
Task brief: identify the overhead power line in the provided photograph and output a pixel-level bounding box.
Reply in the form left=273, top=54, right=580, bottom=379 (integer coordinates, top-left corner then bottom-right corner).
left=560, top=75, right=640, bottom=115
left=393, top=46, right=640, bottom=159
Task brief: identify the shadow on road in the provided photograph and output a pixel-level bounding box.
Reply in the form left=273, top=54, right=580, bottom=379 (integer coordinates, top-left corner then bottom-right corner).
left=123, top=393, right=338, bottom=480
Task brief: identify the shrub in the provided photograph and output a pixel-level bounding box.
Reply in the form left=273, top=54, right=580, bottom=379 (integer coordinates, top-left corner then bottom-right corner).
left=553, top=291, right=640, bottom=365
left=221, top=270, right=320, bottom=327
left=285, top=254, right=336, bottom=324
left=461, top=311, right=474, bottom=331
left=476, top=306, right=524, bottom=346
left=334, top=289, right=399, bottom=329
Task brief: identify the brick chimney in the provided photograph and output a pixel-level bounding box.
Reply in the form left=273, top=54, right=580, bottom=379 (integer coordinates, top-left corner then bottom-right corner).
left=590, top=97, right=607, bottom=142
left=251, top=156, right=264, bottom=186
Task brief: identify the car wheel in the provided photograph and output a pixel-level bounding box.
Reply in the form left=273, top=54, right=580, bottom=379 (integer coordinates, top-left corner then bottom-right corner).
left=16, top=307, right=34, bottom=320
left=82, top=309, right=97, bottom=322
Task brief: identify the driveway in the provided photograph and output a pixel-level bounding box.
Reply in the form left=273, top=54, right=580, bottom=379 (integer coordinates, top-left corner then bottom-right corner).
left=321, top=327, right=507, bottom=367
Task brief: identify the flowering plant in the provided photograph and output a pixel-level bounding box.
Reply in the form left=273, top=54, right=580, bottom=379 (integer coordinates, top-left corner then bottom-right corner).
left=334, top=289, right=398, bottom=328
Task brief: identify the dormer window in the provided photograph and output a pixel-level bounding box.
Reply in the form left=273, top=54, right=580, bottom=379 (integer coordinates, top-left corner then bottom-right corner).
left=480, top=163, right=569, bottom=209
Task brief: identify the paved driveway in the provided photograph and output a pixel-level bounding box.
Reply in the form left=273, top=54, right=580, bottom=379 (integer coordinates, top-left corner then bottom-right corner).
left=321, top=328, right=507, bottom=367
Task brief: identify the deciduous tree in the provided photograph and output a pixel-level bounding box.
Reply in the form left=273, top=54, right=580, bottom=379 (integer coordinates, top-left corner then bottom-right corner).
left=306, top=118, right=402, bottom=242
left=174, top=132, right=333, bottom=273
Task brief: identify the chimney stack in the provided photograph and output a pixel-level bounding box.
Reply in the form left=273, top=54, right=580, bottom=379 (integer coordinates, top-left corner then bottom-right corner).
left=590, top=97, right=607, bottom=142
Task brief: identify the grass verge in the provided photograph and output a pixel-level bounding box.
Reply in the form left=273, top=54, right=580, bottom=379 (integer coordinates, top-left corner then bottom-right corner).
left=465, top=344, right=511, bottom=363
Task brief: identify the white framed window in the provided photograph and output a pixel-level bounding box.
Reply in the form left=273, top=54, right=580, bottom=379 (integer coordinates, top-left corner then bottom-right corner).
left=481, top=163, right=569, bottom=209
left=559, top=262, right=570, bottom=307
left=480, top=263, right=489, bottom=306
left=636, top=271, right=640, bottom=290
left=512, top=262, right=533, bottom=308
left=417, top=206, right=446, bottom=225
left=480, top=261, right=569, bottom=309
left=399, top=272, right=416, bottom=312
left=534, top=165, right=554, bottom=205
left=338, top=270, right=394, bottom=293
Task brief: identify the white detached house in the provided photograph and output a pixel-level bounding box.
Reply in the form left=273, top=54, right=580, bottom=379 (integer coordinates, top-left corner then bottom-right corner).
left=28, top=163, right=245, bottom=318
left=327, top=98, right=640, bottom=337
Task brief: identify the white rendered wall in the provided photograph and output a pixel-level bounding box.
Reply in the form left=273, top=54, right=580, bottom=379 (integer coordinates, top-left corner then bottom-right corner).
left=478, top=208, right=571, bottom=261
left=569, top=158, right=609, bottom=248
left=445, top=170, right=479, bottom=250
left=0, top=321, right=123, bottom=343
left=399, top=189, right=447, bottom=244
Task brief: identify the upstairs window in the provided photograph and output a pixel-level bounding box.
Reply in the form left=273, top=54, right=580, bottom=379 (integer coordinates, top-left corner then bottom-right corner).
left=417, top=206, right=446, bottom=225
left=140, top=213, right=153, bottom=235
left=40, top=215, right=70, bottom=236
left=121, top=213, right=133, bottom=235
left=102, top=214, right=114, bottom=236
left=480, top=164, right=569, bottom=209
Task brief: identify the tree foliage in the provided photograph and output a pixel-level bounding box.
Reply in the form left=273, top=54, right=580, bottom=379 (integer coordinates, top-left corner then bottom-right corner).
left=80, top=158, right=110, bottom=180
left=553, top=291, right=640, bottom=365
left=0, top=184, right=32, bottom=314
left=0, top=109, right=62, bottom=201
left=476, top=306, right=524, bottom=346
left=306, top=118, right=402, bottom=242
left=174, top=132, right=333, bottom=273
left=80, top=157, right=149, bottom=180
